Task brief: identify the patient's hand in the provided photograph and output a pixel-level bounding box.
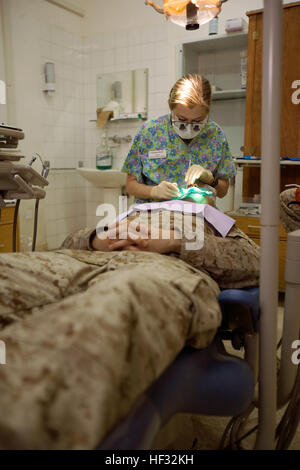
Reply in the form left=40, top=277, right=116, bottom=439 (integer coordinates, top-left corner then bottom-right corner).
left=92, top=220, right=132, bottom=251
left=93, top=220, right=181, bottom=254
left=91, top=234, right=111, bottom=251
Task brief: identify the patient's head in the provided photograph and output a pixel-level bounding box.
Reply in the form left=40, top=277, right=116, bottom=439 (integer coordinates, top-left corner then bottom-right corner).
left=183, top=195, right=216, bottom=207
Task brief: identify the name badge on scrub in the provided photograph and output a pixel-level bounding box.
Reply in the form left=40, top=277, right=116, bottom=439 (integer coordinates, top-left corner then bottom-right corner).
left=148, top=150, right=167, bottom=159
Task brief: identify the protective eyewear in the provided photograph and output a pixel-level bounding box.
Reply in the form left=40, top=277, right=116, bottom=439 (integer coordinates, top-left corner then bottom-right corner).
left=171, top=115, right=208, bottom=132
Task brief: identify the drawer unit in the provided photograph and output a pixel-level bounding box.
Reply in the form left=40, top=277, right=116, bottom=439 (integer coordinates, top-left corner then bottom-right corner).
left=233, top=216, right=287, bottom=240
left=0, top=206, right=20, bottom=252
left=0, top=206, right=15, bottom=225
left=0, top=224, right=15, bottom=253
left=232, top=216, right=287, bottom=292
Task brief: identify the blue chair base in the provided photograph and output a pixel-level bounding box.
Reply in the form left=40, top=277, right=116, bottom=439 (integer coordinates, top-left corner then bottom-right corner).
left=97, top=289, right=259, bottom=450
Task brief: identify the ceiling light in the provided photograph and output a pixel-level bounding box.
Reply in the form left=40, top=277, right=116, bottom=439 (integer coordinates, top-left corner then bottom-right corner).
left=145, top=0, right=227, bottom=30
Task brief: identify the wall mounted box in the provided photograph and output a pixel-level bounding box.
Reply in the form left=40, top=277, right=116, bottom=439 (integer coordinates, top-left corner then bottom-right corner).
left=243, top=3, right=300, bottom=201
left=225, top=18, right=247, bottom=33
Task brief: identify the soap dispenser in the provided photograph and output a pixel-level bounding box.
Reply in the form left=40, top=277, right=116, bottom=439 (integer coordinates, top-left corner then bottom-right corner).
left=96, top=135, right=113, bottom=170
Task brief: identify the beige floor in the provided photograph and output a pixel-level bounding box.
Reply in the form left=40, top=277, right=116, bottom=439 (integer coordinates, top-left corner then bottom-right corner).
left=152, top=295, right=300, bottom=450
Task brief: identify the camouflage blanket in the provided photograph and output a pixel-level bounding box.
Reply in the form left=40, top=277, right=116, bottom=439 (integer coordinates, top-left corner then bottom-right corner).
left=0, top=215, right=260, bottom=450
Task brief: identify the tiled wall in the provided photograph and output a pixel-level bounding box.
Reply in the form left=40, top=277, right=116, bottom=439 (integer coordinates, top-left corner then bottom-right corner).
left=81, top=25, right=171, bottom=228
left=38, top=16, right=87, bottom=248
left=3, top=0, right=87, bottom=250
left=82, top=26, right=170, bottom=170
left=40, top=22, right=85, bottom=170
left=45, top=170, right=86, bottom=249
left=0, top=4, right=7, bottom=123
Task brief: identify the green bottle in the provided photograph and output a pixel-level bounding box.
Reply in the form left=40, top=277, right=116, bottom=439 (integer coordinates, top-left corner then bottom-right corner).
left=96, top=136, right=113, bottom=170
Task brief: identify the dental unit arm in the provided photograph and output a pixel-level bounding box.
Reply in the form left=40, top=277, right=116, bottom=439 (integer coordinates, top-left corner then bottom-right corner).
left=0, top=124, right=49, bottom=251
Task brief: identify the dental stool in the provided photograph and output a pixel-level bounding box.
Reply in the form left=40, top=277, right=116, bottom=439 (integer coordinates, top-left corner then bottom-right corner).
left=97, top=287, right=260, bottom=450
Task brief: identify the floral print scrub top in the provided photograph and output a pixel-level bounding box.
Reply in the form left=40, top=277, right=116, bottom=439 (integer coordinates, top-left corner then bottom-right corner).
left=122, top=114, right=236, bottom=203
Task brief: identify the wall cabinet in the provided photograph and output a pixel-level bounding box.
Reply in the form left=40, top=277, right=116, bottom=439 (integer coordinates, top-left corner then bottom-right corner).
left=180, top=32, right=249, bottom=212
left=234, top=3, right=300, bottom=292
left=180, top=32, right=248, bottom=157
left=0, top=206, right=19, bottom=253
left=243, top=2, right=300, bottom=200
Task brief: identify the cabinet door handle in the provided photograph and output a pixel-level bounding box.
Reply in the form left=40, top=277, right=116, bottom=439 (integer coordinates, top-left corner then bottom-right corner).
left=248, top=225, right=260, bottom=230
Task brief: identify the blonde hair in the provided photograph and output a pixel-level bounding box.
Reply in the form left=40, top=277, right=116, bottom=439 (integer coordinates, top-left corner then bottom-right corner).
left=168, top=74, right=212, bottom=111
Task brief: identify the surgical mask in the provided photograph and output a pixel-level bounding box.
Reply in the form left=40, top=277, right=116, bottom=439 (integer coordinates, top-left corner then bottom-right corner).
left=171, top=115, right=208, bottom=140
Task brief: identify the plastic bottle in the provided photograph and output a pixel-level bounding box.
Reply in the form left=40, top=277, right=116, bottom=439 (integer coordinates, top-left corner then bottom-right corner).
left=209, top=17, right=219, bottom=35
left=96, top=136, right=113, bottom=170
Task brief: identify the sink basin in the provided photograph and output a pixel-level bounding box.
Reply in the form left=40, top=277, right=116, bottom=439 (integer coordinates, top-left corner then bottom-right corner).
left=76, top=168, right=127, bottom=188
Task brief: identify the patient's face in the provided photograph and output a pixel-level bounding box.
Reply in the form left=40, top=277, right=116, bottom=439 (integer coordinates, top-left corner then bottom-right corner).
left=180, top=183, right=216, bottom=207
left=182, top=195, right=215, bottom=206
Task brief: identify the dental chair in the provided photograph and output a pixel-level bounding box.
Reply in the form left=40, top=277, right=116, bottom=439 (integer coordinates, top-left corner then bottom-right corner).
left=98, top=287, right=260, bottom=450
left=97, top=230, right=299, bottom=452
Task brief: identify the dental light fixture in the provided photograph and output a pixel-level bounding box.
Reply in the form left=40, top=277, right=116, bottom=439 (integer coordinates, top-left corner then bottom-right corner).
left=145, top=0, right=227, bottom=30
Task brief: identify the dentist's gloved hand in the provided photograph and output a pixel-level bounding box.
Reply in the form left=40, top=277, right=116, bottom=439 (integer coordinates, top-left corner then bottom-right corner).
left=150, top=181, right=180, bottom=200
left=185, top=165, right=214, bottom=187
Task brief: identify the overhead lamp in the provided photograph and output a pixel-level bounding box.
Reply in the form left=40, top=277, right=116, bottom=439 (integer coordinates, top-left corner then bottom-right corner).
left=145, top=0, right=227, bottom=30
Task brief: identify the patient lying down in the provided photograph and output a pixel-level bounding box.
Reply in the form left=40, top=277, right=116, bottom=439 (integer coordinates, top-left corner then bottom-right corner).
left=64, top=193, right=260, bottom=290
left=0, top=196, right=260, bottom=450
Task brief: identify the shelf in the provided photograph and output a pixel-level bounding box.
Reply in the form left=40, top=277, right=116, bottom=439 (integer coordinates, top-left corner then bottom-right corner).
left=212, top=89, right=246, bottom=101
left=89, top=115, right=147, bottom=123
left=110, top=116, right=147, bottom=122
left=182, top=32, right=248, bottom=53
left=234, top=158, right=300, bottom=166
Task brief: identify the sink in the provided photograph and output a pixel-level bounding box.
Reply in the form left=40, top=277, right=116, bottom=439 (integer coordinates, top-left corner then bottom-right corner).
left=76, top=168, right=127, bottom=188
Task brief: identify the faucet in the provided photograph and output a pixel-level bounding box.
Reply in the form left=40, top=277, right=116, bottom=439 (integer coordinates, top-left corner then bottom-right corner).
left=108, top=135, right=132, bottom=145
left=34, top=153, right=50, bottom=179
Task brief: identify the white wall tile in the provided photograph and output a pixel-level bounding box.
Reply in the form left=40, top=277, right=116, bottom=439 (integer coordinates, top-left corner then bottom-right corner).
left=115, top=31, right=128, bottom=48
left=141, top=27, right=155, bottom=44
left=102, top=34, right=115, bottom=51
left=155, top=42, right=168, bottom=60
left=142, top=43, right=155, bottom=61
left=103, top=50, right=114, bottom=67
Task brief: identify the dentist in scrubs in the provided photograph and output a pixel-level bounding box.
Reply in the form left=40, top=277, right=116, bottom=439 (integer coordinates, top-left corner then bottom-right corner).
left=122, top=74, right=236, bottom=203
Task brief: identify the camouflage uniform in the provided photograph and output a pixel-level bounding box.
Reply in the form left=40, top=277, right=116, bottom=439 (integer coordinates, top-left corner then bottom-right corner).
left=280, top=188, right=300, bottom=233
left=0, top=212, right=260, bottom=449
